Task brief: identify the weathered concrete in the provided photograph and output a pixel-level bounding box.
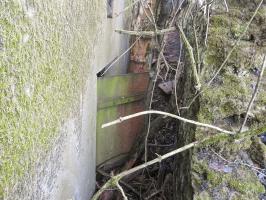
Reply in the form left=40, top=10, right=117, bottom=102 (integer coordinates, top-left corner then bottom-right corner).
left=95, top=0, right=131, bottom=76
left=0, top=0, right=130, bottom=199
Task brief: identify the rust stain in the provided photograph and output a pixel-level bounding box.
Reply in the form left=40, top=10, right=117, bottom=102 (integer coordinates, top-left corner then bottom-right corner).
left=127, top=73, right=149, bottom=94
left=97, top=0, right=158, bottom=164
left=128, top=0, right=157, bottom=73
left=117, top=101, right=145, bottom=153
left=97, top=73, right=149, bottom=164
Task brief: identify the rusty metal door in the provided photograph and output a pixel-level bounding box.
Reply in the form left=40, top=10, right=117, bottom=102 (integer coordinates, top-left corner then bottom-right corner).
left=97, top=72, right=149, bottom=164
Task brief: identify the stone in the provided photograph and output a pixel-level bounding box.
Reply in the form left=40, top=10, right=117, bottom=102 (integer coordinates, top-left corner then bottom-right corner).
left=158, top=81, right=174, bottom=95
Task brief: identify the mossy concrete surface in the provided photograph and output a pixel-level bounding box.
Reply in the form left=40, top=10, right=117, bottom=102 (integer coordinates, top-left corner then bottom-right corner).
left=0, top=0, right=105, bottom=199
left=193, top=1, right=266, bottom=199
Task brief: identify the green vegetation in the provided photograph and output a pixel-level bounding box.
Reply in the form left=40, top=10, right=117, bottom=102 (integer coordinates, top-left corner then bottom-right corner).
left=193, top=158, right=264, bottom=199
left=193, top=1, right=266, bottom=199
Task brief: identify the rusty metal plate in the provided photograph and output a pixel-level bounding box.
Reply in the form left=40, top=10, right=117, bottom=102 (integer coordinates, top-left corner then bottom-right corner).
left=97, top=72, right=149, bottom=165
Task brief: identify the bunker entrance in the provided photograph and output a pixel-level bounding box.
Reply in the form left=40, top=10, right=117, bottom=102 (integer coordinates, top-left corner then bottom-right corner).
left=96, top=72, right=149, bottom=165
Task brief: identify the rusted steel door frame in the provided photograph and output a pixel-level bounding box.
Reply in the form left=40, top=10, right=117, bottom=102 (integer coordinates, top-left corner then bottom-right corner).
left=97, top=72, right=149, bottom=165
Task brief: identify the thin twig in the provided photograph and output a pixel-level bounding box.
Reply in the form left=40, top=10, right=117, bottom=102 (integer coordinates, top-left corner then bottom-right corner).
left=140, top=0, right=155, bottom=26
left=143, top=0, right=178, bottom=159
left=97, top=168, right=140, bottom=197
left=145, top=53, right=163, bottom=162
left=170, top=0, right=186, bottom=26
left=114, top=0, right=141, bottom=18
left=193, top=18, right=201, bottom=73
left=115, top=27, right=176, bottom=37
left=239, top=55, right=266, bottom=132
left=140, top=0, right=167, bottom=164
left=116, top=181, right=128, bottom=200
left=131, top=0, right=161, bottom=164
left=100, top=36, right=141, bottom=76
left=211, top=149, right=266, bottom=176
left=160, top=55, right=177, bottom=71
left=174, top=37, right=183, bottom=115
left=145, top=190, right=162, bottom=200
left=223, top=0, right=229, bottom=12
left=142, top=0, right=158, bottom=32
left=102, top=110, right=234, bottom=134
left=204, top=2, right=211, bottom=46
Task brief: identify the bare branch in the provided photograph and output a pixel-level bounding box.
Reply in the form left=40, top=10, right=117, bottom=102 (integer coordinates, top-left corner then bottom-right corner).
left=115, top=27, right=176, bottom=37
left=239, top=55, right=266, bottom=132
left=102, top=110, right=234, bottom=134
left=177, top=25, right=201, bottom=90
left=223, top=0, right=229, bottom=12
left=174, top=38, right=183, bottom=115
left=211, top=149, right=265, bottom=176
left=141, top=0, right=158, bottom=32
left=116, top=181, right=128, bottom=200
left=204, top=2, right=211, bottom=46
left=193, top=18, right=201, bottom=73
left=100, top=36, right=141, bottom=76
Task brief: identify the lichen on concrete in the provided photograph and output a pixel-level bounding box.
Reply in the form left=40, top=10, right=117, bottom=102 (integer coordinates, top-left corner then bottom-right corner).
left=0, top=0, right=104, bottom=198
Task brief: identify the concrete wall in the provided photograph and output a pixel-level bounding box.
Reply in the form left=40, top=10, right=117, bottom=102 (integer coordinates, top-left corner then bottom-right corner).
left=0, top=0, right=130, bottom=199
left=95, top=0, right=131, bottom=76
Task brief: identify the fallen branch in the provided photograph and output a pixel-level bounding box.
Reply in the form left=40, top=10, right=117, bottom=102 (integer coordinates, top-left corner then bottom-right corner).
left=102, top=110, right=234, bottom=134
left=239, top=55, right=266, bottom=132
left=115, top=27, right=176, bottom=37
left=91, top=141, right=198, bottom=200
left=97, top=168, right=140, bottom=197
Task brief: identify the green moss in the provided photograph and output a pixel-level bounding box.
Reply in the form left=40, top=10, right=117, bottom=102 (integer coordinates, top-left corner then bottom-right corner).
left=193, top=156, right=264, bottom=198
left=228, top=177, right=264, bottom=194
left=193, top=160, right=223, bottom=188
left=231, top=23, right=246, bottom=39
left=194, top=3, right=266, bottom=199
left=210, top=15, right=231, bottom=28
left=207, top=170, right=224, bottom=187
left=200, top=73, right=248, bottom=120
left=0, top=0, right=104, bottom=198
